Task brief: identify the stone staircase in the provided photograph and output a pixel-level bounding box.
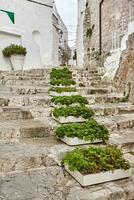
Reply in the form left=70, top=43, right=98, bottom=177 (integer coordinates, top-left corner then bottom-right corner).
left=0, top=69, right=134, bottom=200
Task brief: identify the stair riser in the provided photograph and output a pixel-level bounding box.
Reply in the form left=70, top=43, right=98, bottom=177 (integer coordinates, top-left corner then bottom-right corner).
left=0, top=155, right=56, bottom=173
left=87, top=96, right=123, bottom=104
left=9, top=97, right=51, bottom=107
left=0, top=80, right=49, bottom=86
left=0, top=126, right=52, bottom=142
left=93, top=108, right=134, bottom=116
left=0, top=111, right=33, bottom=121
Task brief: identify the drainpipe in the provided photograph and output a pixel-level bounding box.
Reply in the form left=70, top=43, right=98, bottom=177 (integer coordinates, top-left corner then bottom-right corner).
left=99, top=0, right=104, bottom=55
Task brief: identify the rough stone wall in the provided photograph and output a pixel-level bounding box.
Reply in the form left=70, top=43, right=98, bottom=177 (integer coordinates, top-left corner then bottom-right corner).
left=84, top=0, right=131, bottom=66
left=114, top=33, right=134, bottom=101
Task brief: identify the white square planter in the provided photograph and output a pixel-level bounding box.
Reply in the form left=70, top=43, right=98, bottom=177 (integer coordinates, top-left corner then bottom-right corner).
left=51, top=103, right=80, bottom=108
left=50, top=91, right=79, bottom=97
left=65, top=165, right=132, bottom=187
left=60, top=136, right=102, bottom=146
left=52, top=85, right=75, bottom=88
left=53, top=115, right=87, bottom=124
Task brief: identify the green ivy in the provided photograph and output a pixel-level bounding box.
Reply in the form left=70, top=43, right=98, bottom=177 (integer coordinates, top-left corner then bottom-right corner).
left=50, top=79, right=76, bottom=86
left=51, top=95, right=88, bottom=106
left=55, top=119, right=109, bottom=142
left=62, top=146, right=130, bottom=175
left=49, top=87, right=77, bottom=93
left=50, top=67, right=72, bottom=80
left=53, top=105, right=94, bottom=119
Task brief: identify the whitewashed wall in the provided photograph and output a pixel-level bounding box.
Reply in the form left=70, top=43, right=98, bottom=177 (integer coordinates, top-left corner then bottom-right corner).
left=76, top=0, right=86, bottom=68
left=103, top=20, right=134, bottom=80
left=0, top=0, right=54, bottom=70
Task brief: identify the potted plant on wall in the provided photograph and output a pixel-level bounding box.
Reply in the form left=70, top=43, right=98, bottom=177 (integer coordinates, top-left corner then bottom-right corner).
left=2, top=44, right=27, bottom=71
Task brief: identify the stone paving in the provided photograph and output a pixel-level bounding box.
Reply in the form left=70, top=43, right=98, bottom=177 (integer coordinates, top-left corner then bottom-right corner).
left=0, top=69, right=134, bottom=200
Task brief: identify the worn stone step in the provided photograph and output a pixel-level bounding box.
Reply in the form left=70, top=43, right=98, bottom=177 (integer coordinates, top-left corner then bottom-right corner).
left=96, top=113, right=134, bottom=131
left=85, top=93, right=124, bottom=104
left=0, top=119, right=52, bottom=142
left=90, top=103, right=134, bottom=116
left=0, top=107, right=33, bottom=121
left=7, top=94, right=51, bottom=107
left=108, top=129, right=134, bottom=153
left=0, top=79, right=50, bottom=87
left=0, top=151, right=133, bottom=200
left=0, top=85, right=49, bottom=95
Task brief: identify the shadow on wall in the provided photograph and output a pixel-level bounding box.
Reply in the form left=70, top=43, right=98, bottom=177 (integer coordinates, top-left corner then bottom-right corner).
left=32, top=30, right=44, bottom=64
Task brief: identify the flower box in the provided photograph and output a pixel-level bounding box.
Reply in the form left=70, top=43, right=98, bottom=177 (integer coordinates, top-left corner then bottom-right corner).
left=50, top=91, right=79, bottom=97
left=52, top=85, right=75, bottom=88
left=65, top=165, right=132, bottom=187
left=51, top=103, right=80, bottom=108
left=53, top=115, right=87, bottom=124
left=60, top=136, right=102, bottom=146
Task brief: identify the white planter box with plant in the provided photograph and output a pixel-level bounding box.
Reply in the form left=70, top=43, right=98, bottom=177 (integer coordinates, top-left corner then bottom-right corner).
left=62, top=146, right=132, bottom=187
left=2, top=44, right=27, bottom=71
left=52, top=106, right=94, bottom=124
left=55, top=119, right=109, bottom=145
left=50, top=91, right=79, bottom=97
left=51, top=95, right=89, bottom=108
left=53, top=115, right=87, bottom=124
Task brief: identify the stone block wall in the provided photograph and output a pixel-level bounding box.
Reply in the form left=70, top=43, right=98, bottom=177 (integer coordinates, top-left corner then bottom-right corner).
left=83, top=0, right=131, bottom=66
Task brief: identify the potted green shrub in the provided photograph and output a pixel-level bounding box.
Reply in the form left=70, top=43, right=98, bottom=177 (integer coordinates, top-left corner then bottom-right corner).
left=62, top=146, right=131, bottom=186
left=2, top=44, right=27, bottom=71
left=52, top=105, right=94, bottom=123
left=49, top=87, right=79, bottom=97
left=55, top=119, right=109, bottom=145
left=51, top=95, right=89, bottom=107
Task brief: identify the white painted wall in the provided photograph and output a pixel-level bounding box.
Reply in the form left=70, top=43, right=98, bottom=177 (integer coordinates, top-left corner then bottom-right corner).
left=53, top=4, right=68, bottom=66
left=103, top=20, right=134, bottom=80
left=0, top=0, right=66, bottom=71
left=76, top=0, right=86, bottom=68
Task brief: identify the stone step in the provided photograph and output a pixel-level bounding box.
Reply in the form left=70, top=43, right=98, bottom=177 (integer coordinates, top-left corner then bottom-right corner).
left=95, top=113, right=134, bottom=131
left=85, top=93, right=124, bottom=104
left=0, top=85, right=49, bottom=95
left=0, top=166, right=133, bottom=200
left=90, top=103, right=134, bottom=116
left=0, top=79, right=50, bottom=87
left=0, top=107, right=33, bottom=121
left=0, top=140, right=133, bottom=200
left=7, top=94, right=51, bottom=107
left=0, top=119, right=52, bottom=142
left=108, top=129, right=134, bottom=153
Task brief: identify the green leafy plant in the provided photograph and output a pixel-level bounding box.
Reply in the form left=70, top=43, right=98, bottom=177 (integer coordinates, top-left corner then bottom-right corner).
left=2, top=44, right=27, bottom=57
left=62, top=146, right=130, bottom=175
left=86, top=25, right=95, bottom=38
left=50, top=79, right=76, bottom=86
left=53, top=105, right=94, bottom=119
left=49, top=87, right=77, bottom=93
left=50, top=68, right=72, bottom=80
left=51, top=95, right=88, bottom=106
left=56, top=119, right=109, bottom=142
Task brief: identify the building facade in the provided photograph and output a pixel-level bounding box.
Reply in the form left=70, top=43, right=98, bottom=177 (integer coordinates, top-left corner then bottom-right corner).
left=77, top=0, right=134, bottom=78
left=76, top=0, right=86, bottom=68
left=0, top=0, right=68, bottom=71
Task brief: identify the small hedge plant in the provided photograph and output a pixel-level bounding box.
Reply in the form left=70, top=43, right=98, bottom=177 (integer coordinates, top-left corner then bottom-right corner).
left=53, top=105, right=94, bottom=119
left=55, top=119, right=109, bottom=142
left=62, top=146, right=130, bottom=175
left=50, top=79, right=76, bottom=86
left=50, top=67, right=72, bottom=80
left=49, top=87, right=77, bottom=93
left=51, top=95, right=88, bottom=106
left=2, top=44, right=27, bottom=57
